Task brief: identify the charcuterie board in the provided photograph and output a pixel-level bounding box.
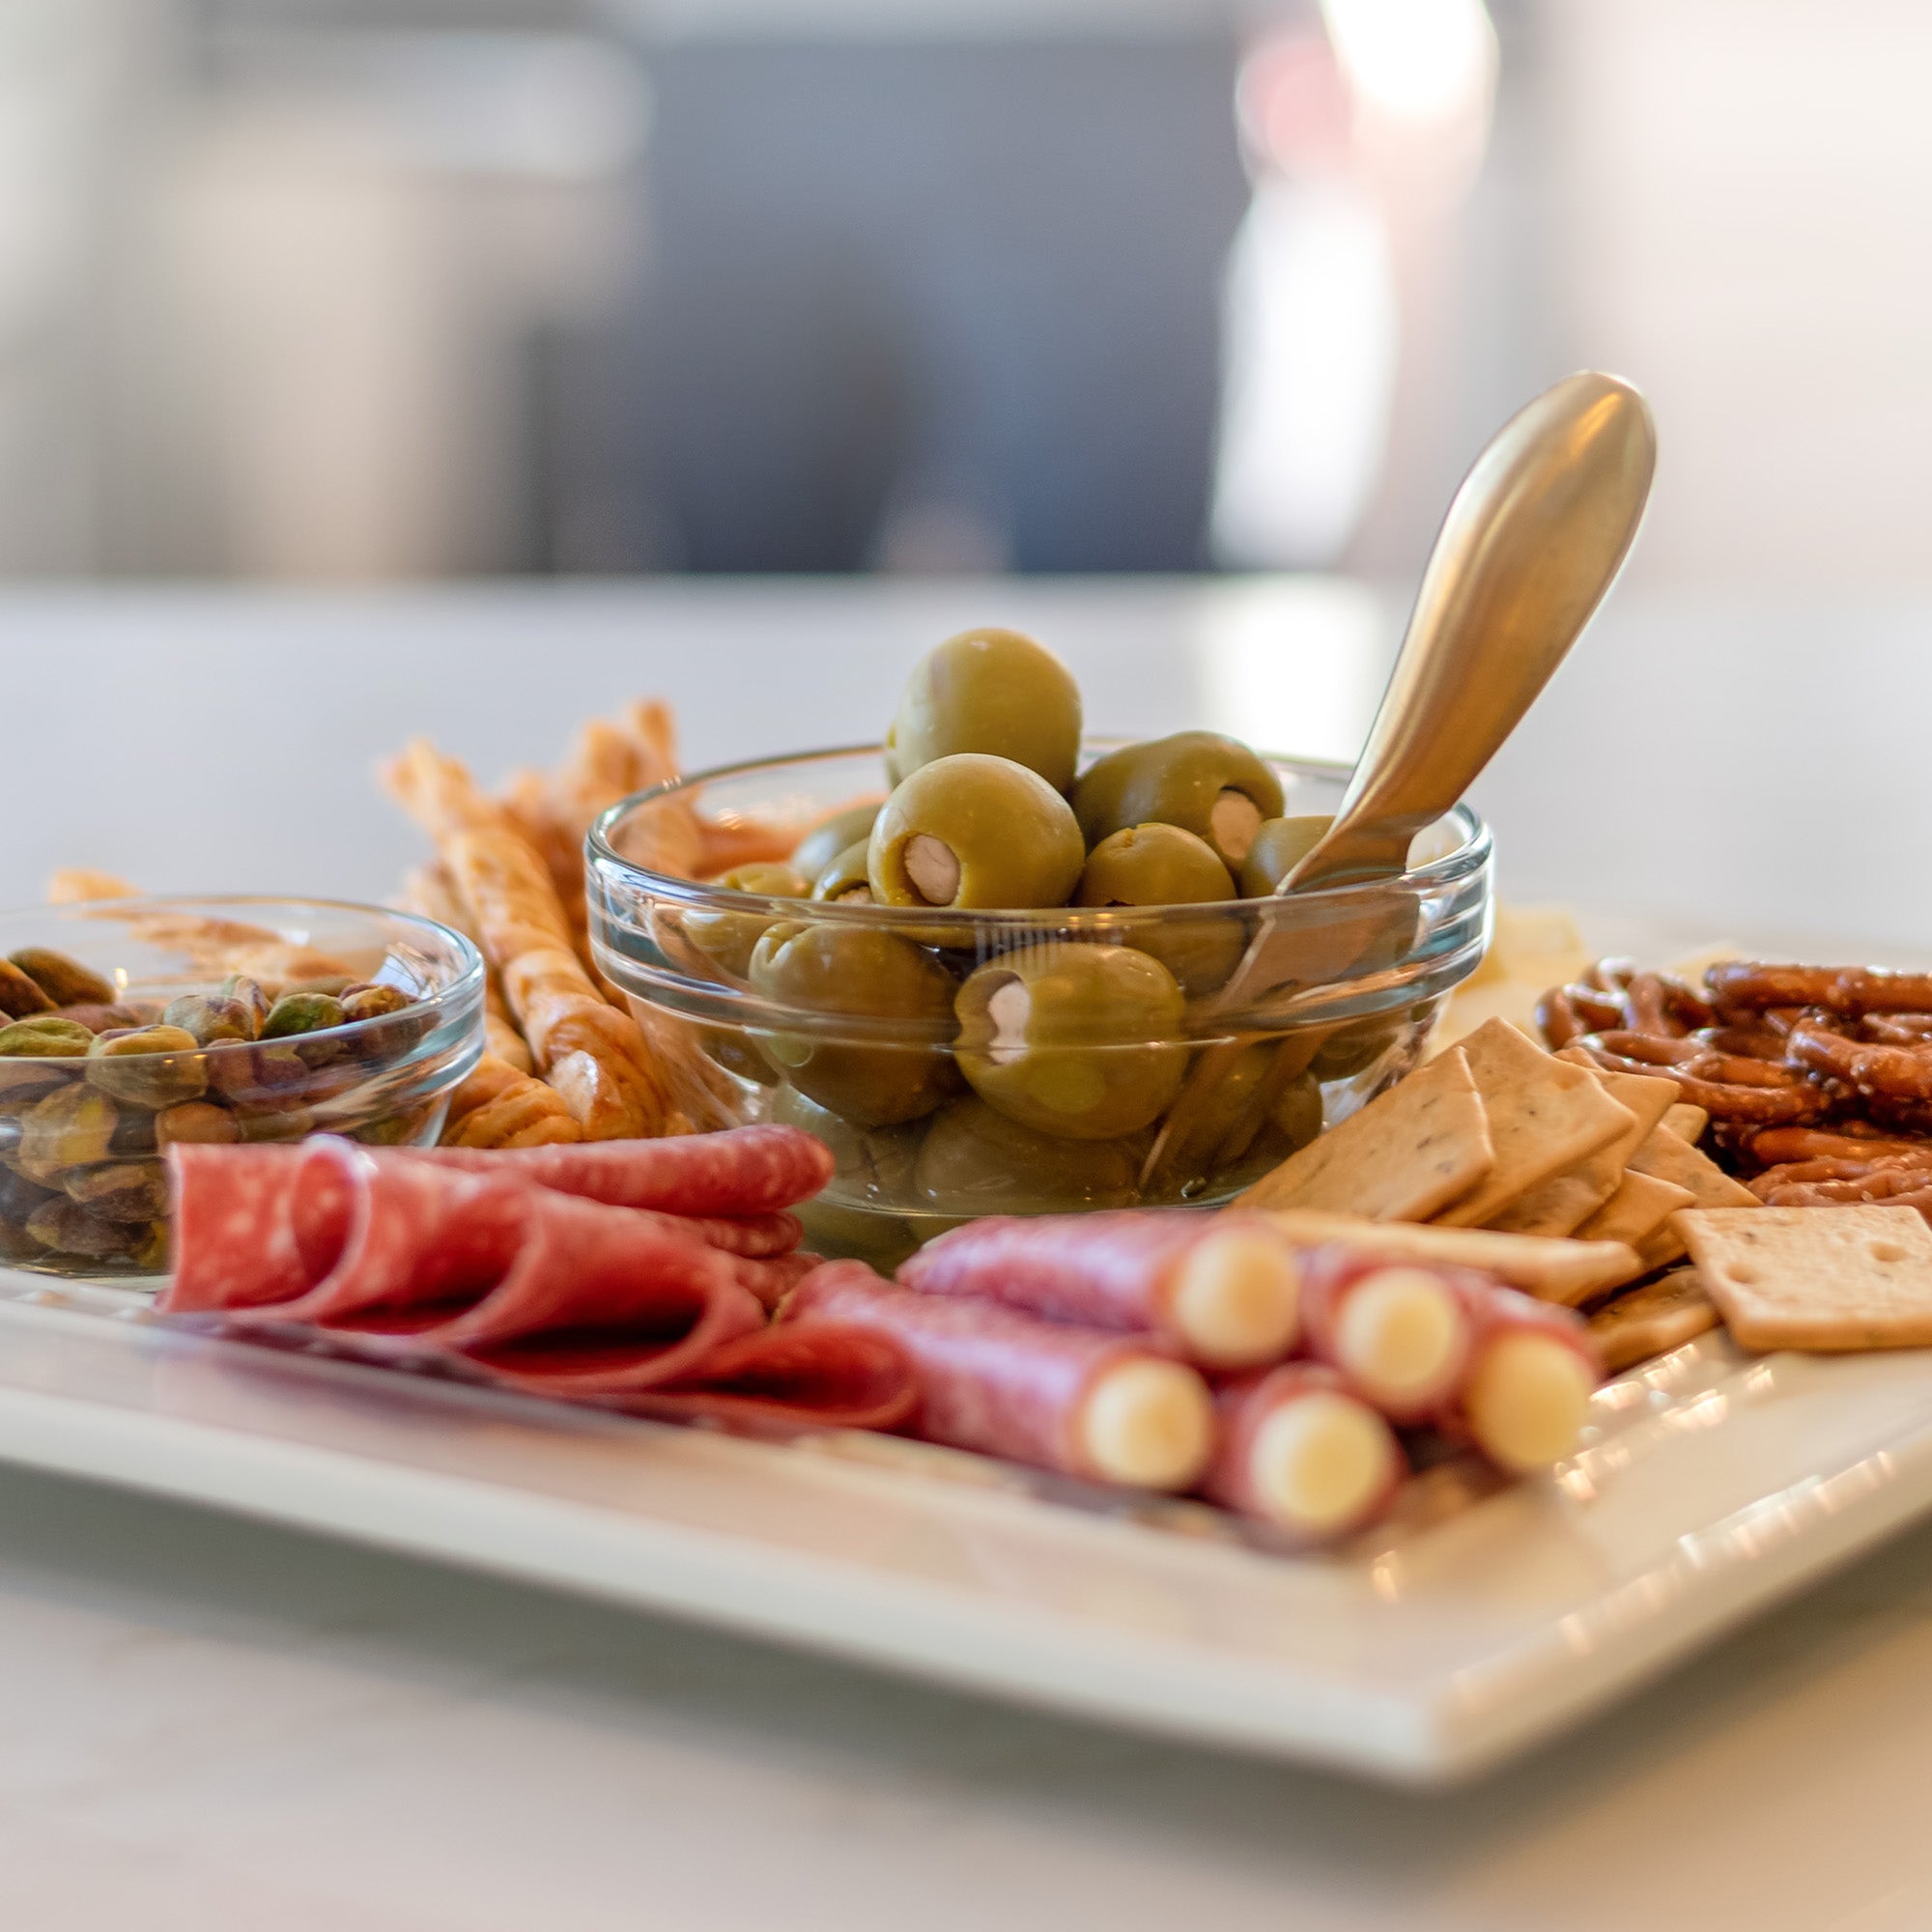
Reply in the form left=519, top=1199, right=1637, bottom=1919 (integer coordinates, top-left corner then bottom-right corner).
left=5, top=1262, right=1932, bottom=1785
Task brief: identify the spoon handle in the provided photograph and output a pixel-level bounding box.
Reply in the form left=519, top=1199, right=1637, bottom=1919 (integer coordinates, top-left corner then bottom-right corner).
left=1286, top=371, right=1657, bottom=892
left=1140, top=371, right=1654, bottom=1195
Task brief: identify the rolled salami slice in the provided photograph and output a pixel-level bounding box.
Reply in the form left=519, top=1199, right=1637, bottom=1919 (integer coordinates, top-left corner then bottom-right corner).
left=786, top=1261, right=1214, bottom=1490
left=1444, top=1290, right=1602, bottom=1473
left=897, top=1210, right=1302, bottom=1369
left=726, top=1247, right=825, bottom=1313
left=627, top=1323, right=918, bottom=1432
left=412, top=1123, right=834, bottom=1216
left=1299, top=1252, right=1483, bottom=1422
left=1202, top=1363, right=1405, bottom=1543
left=167, top=1139, right=768, bottom=1393
left=166, top=1140, right=354, bottom=1313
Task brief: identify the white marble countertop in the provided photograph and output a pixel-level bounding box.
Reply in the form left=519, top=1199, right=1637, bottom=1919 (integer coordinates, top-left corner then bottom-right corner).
left=7, top=577, right=1932, bottom=1928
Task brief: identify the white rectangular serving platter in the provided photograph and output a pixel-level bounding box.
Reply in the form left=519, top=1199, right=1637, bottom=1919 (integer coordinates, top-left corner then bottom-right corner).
left=3, top=1264, right=1932, bottom=1785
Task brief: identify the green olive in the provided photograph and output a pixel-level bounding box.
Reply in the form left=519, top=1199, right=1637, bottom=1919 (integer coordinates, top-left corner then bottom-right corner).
left=954, top=943, right=1186, bottom=1140
left=685, top=863, right=810, bottom=980
left=768, top=1082, right=920, bottom=1203
left=914, top=1097, right=1145, bottom=1214
left=748, top=923, right=960, bottom=1126
left=810, top=841, right=874, bottom=904
left=1238, top=815, right=1335, bottom=896
left=884, top=627, right=1083, bottom=791
left=1075, top=822, right=1244, bottom=997
left=1075, top=822, right=1234, bottom=908
left=1308, top=1013, right=1410, bottom=1080
left=790, top=801, right=884, bottom=883
left=1073, top=731, right=1285, bottom=872
left=869, top=754, right=1085, bottom=910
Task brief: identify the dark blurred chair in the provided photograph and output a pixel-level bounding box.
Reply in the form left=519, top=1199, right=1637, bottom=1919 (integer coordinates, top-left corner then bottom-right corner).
left=616, top=38, right=1247, bottom=573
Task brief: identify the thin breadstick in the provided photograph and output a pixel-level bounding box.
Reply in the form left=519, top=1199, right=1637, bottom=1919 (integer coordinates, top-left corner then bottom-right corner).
left=396, top=863, right=532, bottom=1074
left=441, top=1054, right=583, bottom=1148
left=385, top=739, right=679, bottom=1138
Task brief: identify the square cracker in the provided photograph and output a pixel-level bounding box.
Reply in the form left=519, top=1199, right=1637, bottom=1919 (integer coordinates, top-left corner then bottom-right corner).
left=1236, top=1047, right=1492, bottom=1222
left=1576, top=1169, right=1698, bottom=1251
left=1590, top=1267, right=1720, bottom=1371
left=1435, top=1019, right=1636, bottom=1229
left=1679, top=1206, right=1932, bottom=1351
left=1662, top=1102, right=1710, bottom=1146
left=1628, top=1125, right=1761, bottom=1211
left=1488, top=1066, right=1681, bottom=1238
left=1254, top=1208, right=1641, bottom=1306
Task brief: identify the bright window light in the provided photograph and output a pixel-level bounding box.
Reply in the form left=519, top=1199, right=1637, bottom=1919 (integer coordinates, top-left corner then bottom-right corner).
left=1320, top=0, right=1497, bottom=126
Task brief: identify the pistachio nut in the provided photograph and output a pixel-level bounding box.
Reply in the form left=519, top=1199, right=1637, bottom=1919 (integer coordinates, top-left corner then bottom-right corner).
left=64, top=1158, right=169, bottom=1224
left=262, top=992, right=345, bottom=1039
left=339, top=981, right=413, bottom=1024
left=0, top=959, right=56, bottom=1019
left=0, top=1166, right=57, bottom=1227
left=9, top=948, right=116, bottom=1009
left=85, top=1025, right=209, bottom=1108
left=129, top=1220, right=169, bottom=1273
left=15, top=1086, right=119, bottom=1184
left=162, top=992, right=260, bottom=1047
left=0, top=1016, right=94, bottom=1058
left=222, top=975, right=273, bottom=1028
left=350, top=1101, right=435, bottom=1147
left=208, top=1041, right=315, bottom=1114
left=24, top=1196, right=146, bottom=1260
left=281, top=975, right=357, bottom=999
left=0, top=1059, right=71, bottom=1116
left=54, top=1002, right=151, bottom=1035
left=153, top=1099, right=241, bottom=1147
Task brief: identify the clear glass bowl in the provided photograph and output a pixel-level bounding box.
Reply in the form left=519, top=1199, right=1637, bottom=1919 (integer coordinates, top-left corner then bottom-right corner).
left=589, top=745, right=1492, bottom=1269
left=0, top=897, right=485, bottom=1283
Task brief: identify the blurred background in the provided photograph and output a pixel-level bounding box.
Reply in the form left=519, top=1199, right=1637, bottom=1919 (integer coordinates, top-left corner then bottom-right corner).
left=7, top=0, right=1927, bottom=591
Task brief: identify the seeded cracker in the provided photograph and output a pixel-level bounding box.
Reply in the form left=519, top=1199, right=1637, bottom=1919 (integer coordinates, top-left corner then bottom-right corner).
left=1678, top=1206, right=1932, bottom=1352
left=1576, top=1169, right=1697, bottom=1251
left=1435, top=1018, right=1636, bottom=1229
left=1236, top=1047, right=1493, bottom=1222
left=1489, top=1065, right=1679, bottom=1238
left=1628, top=1125, right=1762, bottom=1211
left=1590, top=1267, right=1720, bottom=1371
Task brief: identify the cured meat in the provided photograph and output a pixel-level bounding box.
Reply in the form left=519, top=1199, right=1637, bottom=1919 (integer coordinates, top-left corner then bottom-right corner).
left=784, top=1261, right=1214, bottom=1490
left=1440, top=1289, right=1602, bottom=1473
left=627, top=1323, right=917, bottom=1432
left=168, top=1141, right=354, bottom=1313
left=897, top=1210, right=1301, bottom=1369
left=724, top=1247, right=825, bottom=1312
left=1298, top=1252, right=1485, bottom=1422
left=414, top=1123, right=834, bottom=1216
left=1201, top=1363, right=1404, bottom=1543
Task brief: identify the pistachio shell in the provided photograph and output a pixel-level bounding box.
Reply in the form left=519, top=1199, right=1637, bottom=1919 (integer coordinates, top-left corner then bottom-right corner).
left=24, top=1196, right=146, bottom=1260
left=85, top=1026, right=209, bottom=1108
left=54, top=1002, right=151, bottom=1035
left=153, top=1100, right=241, bottom=1147
left=15, top=1086, right=119, bottom=1184
left=0, top=959, right=56, bottom=1019
left=222, top=975, right=273, bottom=1027
left=339, top=982, right=412, bottom=1023
left=0, top=1059, right=72, bottom=1115
left=0, top=1016, right=94, bottom=1058
left=63, top=1158, right=169, bottom=1223
left=162, top=992, right=260, bottom=1047
left=9, top=948, right=116, bottom=1009
left=262, top=992, right=345, bottom=1040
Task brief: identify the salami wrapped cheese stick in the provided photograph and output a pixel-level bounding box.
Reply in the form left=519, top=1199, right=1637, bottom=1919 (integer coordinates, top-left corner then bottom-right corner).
left=897, top=1210, right=1302, bottom=1369
left=1299, top=1253, right=1482, bottom=1422
left=786, top=1261, right=1215, bottom=1491
left=1443, top=1289, right=1602, bottom=1473
left=1202, top=1363, right=1405, bottom=1544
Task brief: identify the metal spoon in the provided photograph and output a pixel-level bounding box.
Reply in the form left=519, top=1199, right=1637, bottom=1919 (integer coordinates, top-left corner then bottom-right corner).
left=1143, top=369, right=1657, bottom=1188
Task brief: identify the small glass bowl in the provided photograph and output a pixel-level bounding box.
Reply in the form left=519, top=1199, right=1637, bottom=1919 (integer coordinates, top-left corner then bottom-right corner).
left=589, top=745, right=1492, bottom=1269
left=0, top=897, right=485, bottom=1283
